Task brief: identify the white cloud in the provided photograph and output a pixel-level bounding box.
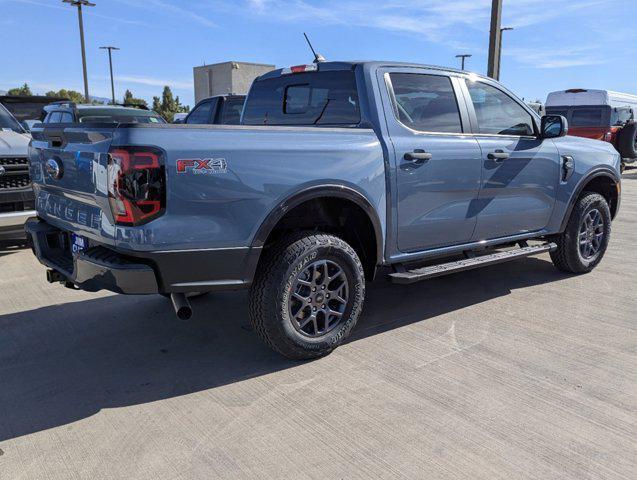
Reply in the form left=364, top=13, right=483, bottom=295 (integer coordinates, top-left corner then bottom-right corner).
left=113, top=0, right=217, bottom=28
left=4, top=0, right=148, bottom=25
left=112, top=75, right=191, bottom=90
left=236, top=0, right=618, bottom=68
left=504, top=46, right=608, bottom=69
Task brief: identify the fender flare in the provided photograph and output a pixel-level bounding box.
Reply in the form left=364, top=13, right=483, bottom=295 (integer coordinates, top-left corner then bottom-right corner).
left=560, top=167, right=621, bottom=231
left=251, top=184, right=384, bottom=265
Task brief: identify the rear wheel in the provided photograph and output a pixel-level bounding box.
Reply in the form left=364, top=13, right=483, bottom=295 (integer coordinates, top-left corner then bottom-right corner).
left=249, top=233, right=365, bottom=360
left=550, top=192, right=611, bottom=273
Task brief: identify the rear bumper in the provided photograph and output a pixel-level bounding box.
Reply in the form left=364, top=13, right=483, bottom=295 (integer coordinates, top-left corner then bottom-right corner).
left=0, top=210, right=36, bottom=240
left=25, top=218, right=260, bottom=295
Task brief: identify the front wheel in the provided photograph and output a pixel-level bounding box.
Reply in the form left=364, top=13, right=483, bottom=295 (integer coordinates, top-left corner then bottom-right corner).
left=249, top=233, right=365, bottom=360
left=550, top=192, right=611, bottom=273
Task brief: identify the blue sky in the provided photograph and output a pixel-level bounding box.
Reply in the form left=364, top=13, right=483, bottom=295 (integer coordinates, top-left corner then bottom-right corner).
left=1, top=0, right=634, bottom=107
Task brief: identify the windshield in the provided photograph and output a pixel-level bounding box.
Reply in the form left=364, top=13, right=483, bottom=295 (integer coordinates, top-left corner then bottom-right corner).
left=0, top=104, right=24, bottom=133
left=242, top=70, right=360, bottom=126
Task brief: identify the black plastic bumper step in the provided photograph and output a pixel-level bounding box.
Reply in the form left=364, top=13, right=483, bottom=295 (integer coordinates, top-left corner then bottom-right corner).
left=388, top=243, right=557, bottom=284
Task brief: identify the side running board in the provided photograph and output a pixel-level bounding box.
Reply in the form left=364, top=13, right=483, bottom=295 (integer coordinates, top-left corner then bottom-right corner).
left=388, top=243, right=557, bottom=284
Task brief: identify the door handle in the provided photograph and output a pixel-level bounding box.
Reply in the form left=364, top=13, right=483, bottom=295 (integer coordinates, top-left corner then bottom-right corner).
left=487, top=150, right=510, bottom=162
left=404, top=150, right=432, bottom=163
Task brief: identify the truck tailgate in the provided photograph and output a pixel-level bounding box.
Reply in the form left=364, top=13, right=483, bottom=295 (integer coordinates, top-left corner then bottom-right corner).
left=29, top=125, right=116, bottom=244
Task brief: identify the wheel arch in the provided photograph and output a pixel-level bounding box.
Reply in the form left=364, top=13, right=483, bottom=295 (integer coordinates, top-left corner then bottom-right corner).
left=251, top=184, right=384, bottom=280
left=560, top=168, right=621, bottom=231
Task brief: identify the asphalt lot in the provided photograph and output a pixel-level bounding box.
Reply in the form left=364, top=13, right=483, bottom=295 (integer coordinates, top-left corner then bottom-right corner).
left=0, top=170, right=635, bottom=480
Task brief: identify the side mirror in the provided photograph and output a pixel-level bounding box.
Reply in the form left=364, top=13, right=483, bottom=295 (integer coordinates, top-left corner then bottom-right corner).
left=541, top=115, right=568, bottom=139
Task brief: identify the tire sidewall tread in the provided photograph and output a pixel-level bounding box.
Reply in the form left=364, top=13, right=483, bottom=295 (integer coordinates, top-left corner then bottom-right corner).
left=551, top=192, right=611, bottom=273
left=249, top=233, right=365, bottom=360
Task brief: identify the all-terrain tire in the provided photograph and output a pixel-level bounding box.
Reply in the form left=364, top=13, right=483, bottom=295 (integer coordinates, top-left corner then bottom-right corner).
left=550, top=192, right=611, bottom=273
left=249, top=233, right=365, bottom=360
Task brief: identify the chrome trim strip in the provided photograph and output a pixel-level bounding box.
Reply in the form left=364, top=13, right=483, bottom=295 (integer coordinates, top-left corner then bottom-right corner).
left=0, top=210, right=37, bottom=229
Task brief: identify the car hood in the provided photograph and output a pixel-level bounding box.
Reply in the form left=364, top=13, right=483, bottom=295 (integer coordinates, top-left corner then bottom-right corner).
left=0, top=130, right=31, bottom=156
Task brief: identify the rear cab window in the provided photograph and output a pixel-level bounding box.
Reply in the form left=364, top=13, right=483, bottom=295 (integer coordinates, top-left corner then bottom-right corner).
left=242, top=68, right=360, bottom=126
left=546, top=105, right=611, bottom=128
left=219, top=96, right=245, bottom=125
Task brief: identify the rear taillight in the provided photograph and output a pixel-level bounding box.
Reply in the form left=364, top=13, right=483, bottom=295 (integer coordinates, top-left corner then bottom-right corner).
left=603, top=127, right=620, bottom=143
left=107, top=147, right=165, bottom=226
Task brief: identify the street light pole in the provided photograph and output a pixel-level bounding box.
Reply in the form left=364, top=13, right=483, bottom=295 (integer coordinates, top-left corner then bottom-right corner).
left=100, top=46, right=120, bottom=104
left=455, top=54, right=472, bottom=70
left=63, top=0, right=96, bottom=103
left=487, top=0, right=502, bottom=79
left=497, top=27, right=514, bottom=81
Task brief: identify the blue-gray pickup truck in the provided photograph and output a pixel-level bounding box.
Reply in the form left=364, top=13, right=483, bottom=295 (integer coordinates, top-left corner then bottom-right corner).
left=26, top=61, right=622, bottom=359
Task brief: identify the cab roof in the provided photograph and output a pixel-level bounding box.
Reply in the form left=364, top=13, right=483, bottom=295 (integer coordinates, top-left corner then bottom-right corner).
left=257, top=60, right=483, bottom=81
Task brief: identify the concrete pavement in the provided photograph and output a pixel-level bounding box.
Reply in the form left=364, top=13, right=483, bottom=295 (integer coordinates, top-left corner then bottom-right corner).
left=0, top=170, right=635, bottom=479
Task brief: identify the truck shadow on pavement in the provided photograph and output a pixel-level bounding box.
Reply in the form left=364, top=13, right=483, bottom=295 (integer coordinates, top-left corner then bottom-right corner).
left=0, top=257, right=568, bottom=442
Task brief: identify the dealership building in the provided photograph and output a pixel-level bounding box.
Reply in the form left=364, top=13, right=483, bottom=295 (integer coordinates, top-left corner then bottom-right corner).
left=193, top=61, right=275, bottom=103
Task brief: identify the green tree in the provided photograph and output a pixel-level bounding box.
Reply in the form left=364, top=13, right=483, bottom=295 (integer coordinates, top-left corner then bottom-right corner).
left=152, top=86, right=189, bottom=122
left=123, top=89, right=148, bottom=107
left=45, top=89, right=86, bottom=104
left=8, top=83, right=33, bottom=96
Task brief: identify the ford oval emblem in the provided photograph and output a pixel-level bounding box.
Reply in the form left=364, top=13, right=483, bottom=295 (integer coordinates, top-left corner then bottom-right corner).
left=0, top=165, right=5, bottom=177
left=46, top=158, right=63, bottom=180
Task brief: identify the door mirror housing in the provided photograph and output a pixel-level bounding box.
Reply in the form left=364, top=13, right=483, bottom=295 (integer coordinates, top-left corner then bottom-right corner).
left=541, top=115, right=568, bottom=139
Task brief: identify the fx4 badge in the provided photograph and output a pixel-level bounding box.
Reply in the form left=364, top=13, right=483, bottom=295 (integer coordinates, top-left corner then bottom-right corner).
left=176, top=158, right=228, bottom=175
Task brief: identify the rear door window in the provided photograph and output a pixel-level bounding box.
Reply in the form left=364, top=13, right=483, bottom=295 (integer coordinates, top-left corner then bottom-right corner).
left=242, top=70, right=360, bottom=126
left=186, top=100, right=214, bottom=124
left=389, top=73, right=463, bottom=133
left=219, top=96, right=244, bottom=124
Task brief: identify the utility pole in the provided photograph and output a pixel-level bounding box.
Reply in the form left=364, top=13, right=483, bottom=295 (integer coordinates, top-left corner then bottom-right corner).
left=63, top=0, right=96, bottom=103
left=455, top=54, right=472, bottom=71
left=487, top=0, right=502, bottom=79
left=497, top=27, right=514, bottom=80
left=100, top=46, right=120, bottom=104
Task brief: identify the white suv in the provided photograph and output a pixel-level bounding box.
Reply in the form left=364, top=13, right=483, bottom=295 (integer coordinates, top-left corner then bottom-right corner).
left=0, top=104, right=34, bottom=243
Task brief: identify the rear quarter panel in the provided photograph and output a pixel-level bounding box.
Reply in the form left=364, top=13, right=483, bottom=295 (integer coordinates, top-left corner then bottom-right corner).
left=112, top=124, right=386, bottom=252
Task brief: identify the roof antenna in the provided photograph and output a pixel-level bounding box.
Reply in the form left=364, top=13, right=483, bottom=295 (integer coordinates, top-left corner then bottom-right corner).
left=304, top=32, right=326, bottom=63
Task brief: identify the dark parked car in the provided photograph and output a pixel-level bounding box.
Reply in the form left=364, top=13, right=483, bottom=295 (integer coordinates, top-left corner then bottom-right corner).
left=42, top=102, right=166, bottom=124
left=0, top=95, right=69, bottom=130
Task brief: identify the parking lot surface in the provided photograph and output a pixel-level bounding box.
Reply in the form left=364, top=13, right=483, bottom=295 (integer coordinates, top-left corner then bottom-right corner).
left=1, top=170, right=635, bottom=480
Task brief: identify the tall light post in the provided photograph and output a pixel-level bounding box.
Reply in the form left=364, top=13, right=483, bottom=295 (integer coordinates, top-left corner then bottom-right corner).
left=497, top=27, right=514, bottom=80
left=100, top=46, right=120, bottom=104
left=455, top=54, right=472, bottom=70
left=63, top=0, right=96, bottom=103
left=487, top=0, right=502, bottom=79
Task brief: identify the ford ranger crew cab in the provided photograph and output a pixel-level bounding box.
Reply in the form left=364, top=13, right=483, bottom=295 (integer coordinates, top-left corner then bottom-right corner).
left=26, top=61, right=622, bottom=359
